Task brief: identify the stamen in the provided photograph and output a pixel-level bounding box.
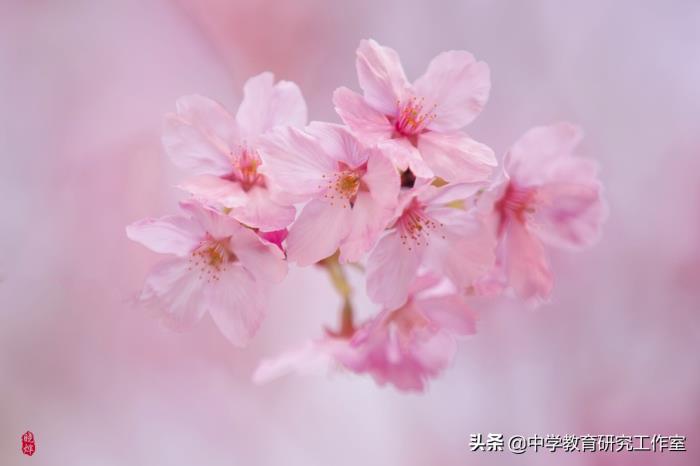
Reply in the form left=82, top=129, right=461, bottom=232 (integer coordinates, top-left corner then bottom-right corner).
left=395, top=198, right=444, bottom=250
left=320, top=164, right=366, bottom=207
left=188, top=236, right=237, bottom=283
left=392, top=97, right=437, bottom=137
left=223, top=146, right=266, bottom=191
left=496, top=183, right=538, bottom=225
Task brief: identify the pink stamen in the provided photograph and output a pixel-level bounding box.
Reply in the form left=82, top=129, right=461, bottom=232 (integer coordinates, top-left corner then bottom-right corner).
left=394, top=198, right=444, bottom=250
left=391, top=97, right=436, bottom=137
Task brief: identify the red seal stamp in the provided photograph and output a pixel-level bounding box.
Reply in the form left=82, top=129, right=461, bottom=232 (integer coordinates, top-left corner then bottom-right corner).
left=21, top=431, right=36, bottom=456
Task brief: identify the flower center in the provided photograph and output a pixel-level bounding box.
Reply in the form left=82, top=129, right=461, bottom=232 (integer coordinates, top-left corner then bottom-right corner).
left=224, top=146, right=266, bottom=191
left=391, top=97, right=436, bottom=137
left=389, top=303, right=431, bottom=336
left=188, top=236, right=237, bottom=283
left=496, top=182, right=537, bottom=229
left=320, top=163, right=367, bottom=207
left=395, top=198, right=444, bottom=250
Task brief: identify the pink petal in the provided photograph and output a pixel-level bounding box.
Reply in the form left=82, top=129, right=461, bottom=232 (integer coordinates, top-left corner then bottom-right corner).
left=333, top=87, right=394, bottom=143
left=505, top=219, right=553, bottom=304
left=366, top=230, right=426, bottom=309
left=408, top=331, right=456, bottom=387
left=285, top=199, right=353, bottom=266
left=138, top=258, right=208, bottom=330
left=253, top=338, right=352, bottom=384
left=415, top=295, right=477, bottom=336
left=362, top=148, right=400, bottom=207
left=258, top=126, right=336, bottom=197
left=179, top=199, right=244, bottom=239
left=506, top=122, right=583, bottom=185
left=179, top=174, right=249, bottom=208
left=162, top=116, right=231, bottom=176
left=205, top=265, right=266, bottom=347
left=417, top=131, right=496, bottom=183
left=126, top=215, right=202, bottom=257
left=423, top=207, right=496, bottom=289
left=408, top=272, right=443, bottom=295
left=175, top=94, right=239, bottom=144
left=235, top=72, right=307, bottom=139
left=339, top=192, right=394, bottom=263
left=257, top=229, right=288, bottom=251
left=230, top=186, right=296, bottom=232
left=230, top=224, right=288, bottom=283
left=338, top=149, right=399, bottom=262
left=355, top=39, right=409, bottom=115
left=305, top=122, right=368, bottom=168
left=533, top=178, right=607, bottom=250
left=419, top=182, right=486, bottom=206
left=413, top=51, right=490, bottom=131
left=380, top=138, right=433, bottom=179
left=345, top=310, right=455, bottom=392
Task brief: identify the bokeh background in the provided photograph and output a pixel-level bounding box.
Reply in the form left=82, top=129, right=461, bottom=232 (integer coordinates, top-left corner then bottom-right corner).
left=1, top=1, right=699, bottom=465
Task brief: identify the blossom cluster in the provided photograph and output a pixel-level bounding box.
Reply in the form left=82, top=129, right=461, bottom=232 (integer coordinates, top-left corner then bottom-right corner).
left=127, top=39, right=607, bottom=392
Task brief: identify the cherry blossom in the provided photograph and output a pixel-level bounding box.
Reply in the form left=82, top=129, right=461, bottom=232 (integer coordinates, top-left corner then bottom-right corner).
left=253, top=274, right=476, bottom=392
left=333, top=39, right=496, bottom=182
left=260, top=122, right=400, bottom=265
left=127, top=48, right=608, bottom=393
left=162, top=72, right=306, bottom=232
left=366, top=182, right=496, bottom=309
left=476, top=123, right=608, bottom=304
left=126, top=200, right=287, bottom=346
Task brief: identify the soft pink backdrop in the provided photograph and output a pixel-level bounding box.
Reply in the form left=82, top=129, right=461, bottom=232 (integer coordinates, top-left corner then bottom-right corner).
left=1, top=1, right=699, bottom=465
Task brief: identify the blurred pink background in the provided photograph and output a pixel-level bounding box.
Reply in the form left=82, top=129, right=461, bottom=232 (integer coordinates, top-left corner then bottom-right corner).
left=1, top=1, right=699, bottom=465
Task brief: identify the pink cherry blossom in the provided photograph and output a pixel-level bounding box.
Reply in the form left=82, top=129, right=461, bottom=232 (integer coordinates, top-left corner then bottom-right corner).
left=162, top=72, right=307, bottom=232
left=253, top=336, right=356, bottom=384
left=476, top=122, right=608, bottom=304
left=333, top=39, right=497, bottom=182
left=126, top=200, right=287, bottom=346
left=366, top=182, right=496, bottom=309
left=343, top=274, right=477, bottom=391
left=259, top=122, right=400, bottom=265
left=253, top=274, right=477, bottom=392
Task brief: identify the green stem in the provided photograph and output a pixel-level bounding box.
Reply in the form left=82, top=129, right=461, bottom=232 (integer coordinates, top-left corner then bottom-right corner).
left=319, top=252, right=355, bottom=336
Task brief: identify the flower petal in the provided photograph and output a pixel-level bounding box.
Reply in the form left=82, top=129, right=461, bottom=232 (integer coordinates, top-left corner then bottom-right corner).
left=362, top=148, right=400, bottom=207
left=230, top=186, right=296, bottom=232
left=175, top=94, right=239, bottom=144
left=205, top=265, right=266, bottom=347
left=419, top=182, right=486, bottom=206
left=126, top=215, right=202, bottom=257
left=533, top=176, right=607, bottom=250
left=417, top=131, right=496, bottom=183
left=424, top=208, right=496, bottom=290
left=505, top=219, right=553, bottom=304
left=235, top=72, right=307, bottom=138
left=179, top=174, right=249, bottom=208
left=415, top=294, right=477, bottom=336
left=179, top=199, right=244, bottom=239
left=286, top=198, right=353, bottom=266
left=138, top=258, right=208, bottom=330
left=163, top=95, right=236, bottom=176
left=230, top=223, right=288, bottom=283
left=253, top=338, right=351, bottom=384
left=162, top=116, right=231, bottom=176
left=380, top=138, right=433, bottom=179
left=305, top=122, right=368, bottom=168
left=366, top=230, right=426, bottom=309
left=258, top=126, right=336, bottom=197
left=333, top=87, right=394, bottom=143
left=505, top=122, right=583, bottom=185
left=356, top=39, right=409, bottom=115
left=413, top=51, right=490, bottom=131
left=339, top=192, right=394, bottom=263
